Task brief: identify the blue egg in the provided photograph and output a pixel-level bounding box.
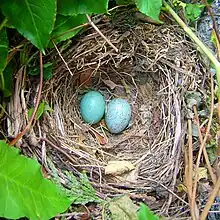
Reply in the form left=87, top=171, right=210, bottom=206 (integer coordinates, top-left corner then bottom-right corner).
left=105, top=98, right=132, bottom=134
left=80, top=91, right=105, bottom=124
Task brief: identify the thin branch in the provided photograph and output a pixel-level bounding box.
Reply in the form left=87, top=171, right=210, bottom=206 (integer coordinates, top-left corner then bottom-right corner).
left=52, top=40, right=73, bottom=76
left=187, top=119, right=197, bottom=220
left=200, top=177, right=220, bottom=220
left=9, top=52, right=43, bottom=146
left=40, top=138, right=77, bottom=165
left=193, top=105, right=217, bottom=184
left=191, top=72, right=214, bottom=215
left=86, top=14, right=119, bottom=53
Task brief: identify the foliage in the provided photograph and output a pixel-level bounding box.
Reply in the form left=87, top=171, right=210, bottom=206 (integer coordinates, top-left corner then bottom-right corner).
left=2, top=60, right=14, bottom=97
left=116, top=0, right=135, bottom=4
left=65, top=171, right=101, bottom=204
left=135, top=0, right=162, bottom=23
left=137, top=203, right=160, bottom=220
left=108, top=195, right=139, bottom=220
left=0, top=27, right=8, bottom=73
left=28, top=101, right=53, bottom=120
left=57, top=0, right=108, bottom=16
left=28, top=62, right=54, bottom=80
left=184, top=3, right=205, bottom=23
left=173, top=0, right=205, bottom=23
left=46, top=158, right=101, bottom=205
left=51, top=14, right=87, bottom=44
left=0, top=0, right=56, bottom=53
left=0, top=140, right=71, bottom=220
left=0, top=0, right=163, bottom=99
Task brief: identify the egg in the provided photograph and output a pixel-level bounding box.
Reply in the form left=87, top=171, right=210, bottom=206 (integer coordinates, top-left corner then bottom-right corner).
left=80, top=91, right=105, bottom=124
left=105, top=98, right=132, bottom=134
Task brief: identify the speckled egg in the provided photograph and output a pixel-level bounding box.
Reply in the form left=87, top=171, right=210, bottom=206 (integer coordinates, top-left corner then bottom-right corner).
left=80, top=91, right=105, bottom=124
left=105, top=98, right=132, bottom=134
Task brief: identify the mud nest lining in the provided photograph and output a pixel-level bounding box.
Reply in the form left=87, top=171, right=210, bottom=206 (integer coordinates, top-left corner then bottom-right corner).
left=7, top=9, right=208, bottom=216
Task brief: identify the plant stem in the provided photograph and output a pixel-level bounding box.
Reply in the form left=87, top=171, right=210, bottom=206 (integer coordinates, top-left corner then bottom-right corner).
left=0, top=72, right=5, bottom=90
left=0, top=18, right=8, bottom=32
left=163, top=1, right=220, bottom=94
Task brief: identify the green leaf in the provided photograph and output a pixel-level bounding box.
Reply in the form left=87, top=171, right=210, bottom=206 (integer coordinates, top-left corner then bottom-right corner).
left=28, top=101, right=53, bottom=120
left=185, top=4, right=205, bottom=23
left=116, top=0, right=135, bottom=4
left=137, top=203, right=159, bottom=220
left=57, top=0, right=108, bottom=16
left=28, top=62, right=54, bottom=80
left=51, top=14, right=87, bottom=44
left=0, top=27, right=8, bottom=73
left=135, top=0, right=162, bottom=23
left=0, top=0, right=56, bottom=52
left=109, top=195, right=139, bottom=220
left=2, top=60, right=15, bottom=97
left=0, top=140, right=71, bottom=220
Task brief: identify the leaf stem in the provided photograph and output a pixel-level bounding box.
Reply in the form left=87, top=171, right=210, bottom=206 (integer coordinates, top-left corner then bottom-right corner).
left=163, top=1, right=220, bottom=93
left=0, top=18, right=8, bottom=32
left=0, top=72, right=5, bottom=90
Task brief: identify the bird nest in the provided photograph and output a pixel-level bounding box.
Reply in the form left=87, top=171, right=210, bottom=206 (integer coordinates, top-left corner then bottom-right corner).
left=6, top=8, right=207, bottom=216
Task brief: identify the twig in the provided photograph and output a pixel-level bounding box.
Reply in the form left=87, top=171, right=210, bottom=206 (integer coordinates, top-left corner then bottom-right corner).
left=187, top=120, right=193, bottom=199
left=187, top=119, right=197, bottom=220
left=146, top=178, right=189, bottom=205
left=40, top=138, right=76, bottom=165
left=193, top=105, right=217, bottom=184
left=200, top=177, right=220, bottom=220
left=52, top=40, right=73, bottom=76
left=9, top=52, right=43, bottom=146
left=86, top=14, right=119, bottom=53
left=191, top=72, right=214, bottom=218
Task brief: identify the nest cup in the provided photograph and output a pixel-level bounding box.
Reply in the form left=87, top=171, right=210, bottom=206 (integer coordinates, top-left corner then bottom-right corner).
left=9, top=8, right=207, bottom=216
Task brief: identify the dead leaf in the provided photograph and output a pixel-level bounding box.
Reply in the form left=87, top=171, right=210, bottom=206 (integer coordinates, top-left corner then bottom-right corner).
left=177, top=183, right=187, bottom=193
left=89, top=127, right=108, bottom=145
left=79, top=69, right=93, bottom=88
left=193, top=167, right=208, bottom=181
left=121, top=79, right=131, bottom=95
left=105, top=161, right=135, bottom=175
left=109, top=195, right=138, bottom=220
left=117, top=168, right=139, bottom=182
left=102, top=79, right=118, bottom=90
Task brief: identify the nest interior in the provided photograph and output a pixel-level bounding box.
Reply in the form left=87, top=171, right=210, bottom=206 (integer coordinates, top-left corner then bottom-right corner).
left=7, top=8, right=208, bottom=216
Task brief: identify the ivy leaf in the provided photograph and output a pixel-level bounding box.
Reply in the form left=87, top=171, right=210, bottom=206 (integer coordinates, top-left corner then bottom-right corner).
left=137, top=203, right=159, bottom=220
left=57, top=0, right=108, bottom=16
left=0, top=27, right=8, bottom=73
left=135, top=0, right=162, bottom=23
left=51, top=14, right=87, bottom=44
left=0, top=0, right=56, bottom=53
left=0, top=140, right=71, bottom=220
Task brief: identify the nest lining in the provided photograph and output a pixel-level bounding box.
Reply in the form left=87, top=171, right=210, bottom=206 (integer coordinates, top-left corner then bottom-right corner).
left=6, top=9, right=208, bottom=216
